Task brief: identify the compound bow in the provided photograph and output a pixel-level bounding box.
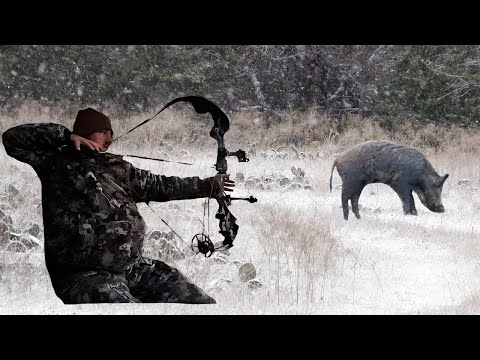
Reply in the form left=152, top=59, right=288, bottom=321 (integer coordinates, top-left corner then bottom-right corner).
left=115, top=96, right=257, bottom=257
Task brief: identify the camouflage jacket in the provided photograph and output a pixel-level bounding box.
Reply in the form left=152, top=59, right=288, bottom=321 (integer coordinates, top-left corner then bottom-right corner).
left=2, top=123, right=215, bottom=272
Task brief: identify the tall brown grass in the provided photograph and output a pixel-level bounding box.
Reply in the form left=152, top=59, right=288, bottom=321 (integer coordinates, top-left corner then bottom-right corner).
left=2, top=100, right=480, bottom=154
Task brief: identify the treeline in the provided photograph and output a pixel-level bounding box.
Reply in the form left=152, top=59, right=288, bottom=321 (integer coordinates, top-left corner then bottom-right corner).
left=1, top=45, right=479, bottom=128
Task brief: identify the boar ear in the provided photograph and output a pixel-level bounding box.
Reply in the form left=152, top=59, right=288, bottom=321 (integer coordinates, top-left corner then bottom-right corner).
left=437, top=173, right=449, bottom=186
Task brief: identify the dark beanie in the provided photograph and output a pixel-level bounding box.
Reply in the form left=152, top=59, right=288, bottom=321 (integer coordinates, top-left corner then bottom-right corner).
left=72, top=108, right=113, bottom=137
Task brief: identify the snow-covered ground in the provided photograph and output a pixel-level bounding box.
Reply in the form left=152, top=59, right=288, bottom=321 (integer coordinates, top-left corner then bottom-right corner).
left=1, top=134, right=480, bottom=315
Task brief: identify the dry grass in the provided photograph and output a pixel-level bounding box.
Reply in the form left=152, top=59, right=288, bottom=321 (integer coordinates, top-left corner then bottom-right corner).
left=249, top=205, right=339, bottom=309
left=3, top=100, right=480, bottom=154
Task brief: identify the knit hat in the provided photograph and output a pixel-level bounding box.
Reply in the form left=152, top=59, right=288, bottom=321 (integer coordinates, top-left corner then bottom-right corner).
left=72, top=108, right=113, bottom=137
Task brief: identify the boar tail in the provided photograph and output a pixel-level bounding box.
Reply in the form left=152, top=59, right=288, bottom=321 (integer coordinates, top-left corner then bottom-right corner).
left=329, top=160, right=337, bottom=192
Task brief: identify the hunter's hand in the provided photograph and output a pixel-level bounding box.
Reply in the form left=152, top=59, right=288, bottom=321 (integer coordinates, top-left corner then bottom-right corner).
left=70, top=134, right=102, bottom=152
left=212, top=174, right=235, bottom=197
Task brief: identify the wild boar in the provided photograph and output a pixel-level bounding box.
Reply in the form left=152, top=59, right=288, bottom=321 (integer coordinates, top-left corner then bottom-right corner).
left=329, top=140, right=449, bottom=220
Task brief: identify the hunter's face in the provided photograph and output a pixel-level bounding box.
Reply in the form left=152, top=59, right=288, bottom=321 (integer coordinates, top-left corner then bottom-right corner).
left=88, top=130, right=113, bottom=152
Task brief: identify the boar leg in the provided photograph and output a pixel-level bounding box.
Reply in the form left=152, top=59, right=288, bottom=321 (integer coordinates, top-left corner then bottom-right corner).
left=351, top=191, right=363, bottom=219
left=390, top=183, right=417, bottom=215
left=341, top=191, right=350, bottom=220
left=341, top=183, right=363, bottom=220
left=409, top=195, right=418, bottom=215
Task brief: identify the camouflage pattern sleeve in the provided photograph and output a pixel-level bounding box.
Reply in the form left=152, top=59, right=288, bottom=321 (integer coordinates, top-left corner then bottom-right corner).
left=2, top=123, right=72, bottom=168
left=128, top=165, right=214, bottom=203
